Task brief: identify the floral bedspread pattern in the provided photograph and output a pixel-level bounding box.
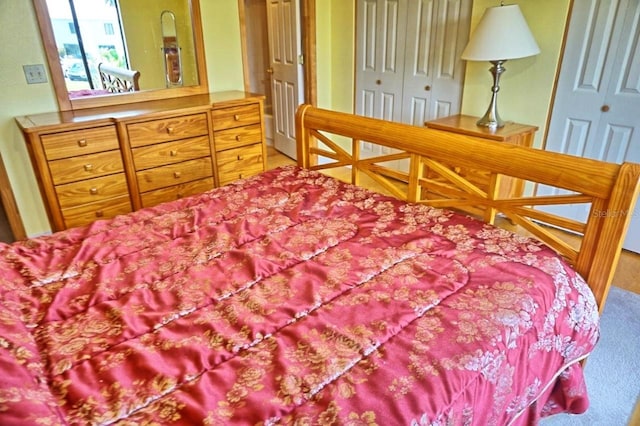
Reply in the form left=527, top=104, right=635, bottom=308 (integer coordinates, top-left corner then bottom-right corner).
left=0, top=166, right=599, bottom=425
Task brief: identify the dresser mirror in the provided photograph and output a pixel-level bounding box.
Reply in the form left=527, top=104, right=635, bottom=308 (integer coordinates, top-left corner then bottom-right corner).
left=32, top=0, right=208, bottom=111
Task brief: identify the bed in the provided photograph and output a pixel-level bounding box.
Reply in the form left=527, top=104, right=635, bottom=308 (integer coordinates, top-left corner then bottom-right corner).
left=0, top=106, right=638, bottom=425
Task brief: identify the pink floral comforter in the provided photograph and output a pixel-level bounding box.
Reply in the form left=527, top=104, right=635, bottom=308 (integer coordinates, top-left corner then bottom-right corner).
left=0, top=166, right=599, bottom=425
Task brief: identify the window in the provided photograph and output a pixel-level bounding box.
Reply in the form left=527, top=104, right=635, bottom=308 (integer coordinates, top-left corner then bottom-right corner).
left=47, top=0, right=129, bottom=91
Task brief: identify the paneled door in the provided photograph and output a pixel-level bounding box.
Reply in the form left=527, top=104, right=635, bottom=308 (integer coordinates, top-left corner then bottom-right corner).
left=355, top=0, right=408, bottom=164
left=355, top=0, right=408, bottom=123
left=266, top=0, right=305, bottom=160
left=401, top=0, right=471, bottom=124
left=355, top=0, right=470, bottom=124
left=543, top=0, right=640, bottom=253
left=355, top=0, right=470, bottom=162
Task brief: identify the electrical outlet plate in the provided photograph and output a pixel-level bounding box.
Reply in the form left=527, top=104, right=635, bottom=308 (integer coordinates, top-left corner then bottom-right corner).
left=23, top=64, right=48, bottom=84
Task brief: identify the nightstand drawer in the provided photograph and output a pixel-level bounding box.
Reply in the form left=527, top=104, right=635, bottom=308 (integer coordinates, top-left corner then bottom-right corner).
left=216, top=143, right=264, bottom=185
left=128, top=113, right=209, bottom=148
left=42, top=126, right=119, bottom=160
left=132, top=136, right=211, bottom=171
left=137, top=157, right=213, bottom=193
left=214, top=124, right=262, bottom=151
left=56, top=173, right=129, bottom=209
left=49, top=150, right=124, bottom=185
left=211, top=104, right=260, bottom=131
left=62, top=195, right=132, bottom=229
left=140, top=177, right=214, bottom=207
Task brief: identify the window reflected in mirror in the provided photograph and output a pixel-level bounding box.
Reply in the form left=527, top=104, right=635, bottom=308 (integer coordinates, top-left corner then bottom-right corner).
left=43, top=0, right=200, bottom=101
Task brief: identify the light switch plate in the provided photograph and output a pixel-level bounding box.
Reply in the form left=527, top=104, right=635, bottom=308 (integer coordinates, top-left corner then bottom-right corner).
left=23, top=64, right=48, bottom=84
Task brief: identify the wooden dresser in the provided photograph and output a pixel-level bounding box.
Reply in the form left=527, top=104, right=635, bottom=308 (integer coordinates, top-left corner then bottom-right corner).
left=16, top=91, right=267, bottom=232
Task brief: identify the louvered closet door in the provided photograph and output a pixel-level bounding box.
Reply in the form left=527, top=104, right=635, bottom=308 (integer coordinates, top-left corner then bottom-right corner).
left=543, top=0, right=640, bottom=253
left=401, top=0, right=471, bottom=125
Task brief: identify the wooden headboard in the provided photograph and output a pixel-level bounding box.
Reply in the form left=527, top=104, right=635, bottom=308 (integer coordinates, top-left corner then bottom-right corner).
left=98, top=63, right=140, bottom=93
left=296, top=105, right=640, bottom=312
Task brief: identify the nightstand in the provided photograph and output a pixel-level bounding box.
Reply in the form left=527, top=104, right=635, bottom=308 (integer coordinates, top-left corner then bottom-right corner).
left=424, top=114, right=538, bottom=221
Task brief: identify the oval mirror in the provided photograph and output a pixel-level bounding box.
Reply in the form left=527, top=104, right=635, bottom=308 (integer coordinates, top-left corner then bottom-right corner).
left=32, top=0, right=208, bottom=111
left=161, top=10, right=183, bottom=87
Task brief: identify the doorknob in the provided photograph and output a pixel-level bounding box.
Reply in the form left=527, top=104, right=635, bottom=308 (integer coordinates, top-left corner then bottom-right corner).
left=376, top=79, right=382, bottom=85
left=601, top=104, right=610, bottom=112
left=266, top=68, right=274, bottom=74
left=425, top=85, right=431, bottom=91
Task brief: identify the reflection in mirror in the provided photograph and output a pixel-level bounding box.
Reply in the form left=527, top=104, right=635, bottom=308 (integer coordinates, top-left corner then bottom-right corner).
left=119, top=0, right=198, bottom=90
left=46, top=0, right=129, bottom=98
left=161, top=10, right=183, bottom=87
left=34, top=0, right=206, bottom=110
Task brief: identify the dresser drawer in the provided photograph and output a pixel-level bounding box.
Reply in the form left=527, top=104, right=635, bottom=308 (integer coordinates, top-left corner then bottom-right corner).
left=49, top=150, right=124, bottom=185
left=137, top=157, right=213, bottom=193
left=216, top=143, right=264, bottom=185
left=56, top=173, right=129, bottom=209
left=214, top=124, right=262, bottom=151
left=140, top=177, right=214, bottom=208
left=211, top=104, right=260, bottom=131
left=132, top=136, right=211, bottom=171
left=41, top=126, right=119, bottom=160
left=128, top=113, right=209, bottom=148
left=62, top=195, right=132, bottom=229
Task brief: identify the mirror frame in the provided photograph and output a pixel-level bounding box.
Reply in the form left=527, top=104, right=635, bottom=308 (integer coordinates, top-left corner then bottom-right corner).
left=32, top=0, right=209, bottom=111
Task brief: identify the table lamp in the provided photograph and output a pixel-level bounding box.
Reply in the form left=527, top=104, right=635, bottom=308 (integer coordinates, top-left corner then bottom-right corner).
left=461, top=3, right=540, bottom=128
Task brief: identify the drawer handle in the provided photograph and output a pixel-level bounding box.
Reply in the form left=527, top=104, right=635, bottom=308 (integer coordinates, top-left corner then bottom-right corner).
left=84, top=164, right=93, bottom=171
left=170, top=150, right=178, bottom=157
left=95, top=210, right=104, bottom=218
left=239, top=173, right=243, bottom=179
left=166, top=127, right=175, bottom=135
left=174, top=171, right=181, bottom=179
left=176, top=193, right=183, bottom=199
left=77, top=139, right=87, bottom=147
left=235, top=135, right=241, bottom=141
left=234, top=114, right=240, bottom=121
left=89, top=187, right=98, bottom=195
left=237, top=155, right=243, bottom=161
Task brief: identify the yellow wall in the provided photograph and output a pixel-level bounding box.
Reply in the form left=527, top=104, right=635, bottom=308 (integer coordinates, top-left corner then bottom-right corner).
left=1, top=2, right=57, bottom=236
left=316, top=0, right=355, bottom=114
left=0, top=1, right=245, bottom=237
left=120, top=0, right=197, bottom=89
left=200, top=0, right=245, bottom=92
left=461, top=0, right=571, bottom=149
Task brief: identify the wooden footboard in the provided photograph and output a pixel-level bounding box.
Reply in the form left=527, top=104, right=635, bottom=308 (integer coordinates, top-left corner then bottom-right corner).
left=295, top=104, right=640, bottom=312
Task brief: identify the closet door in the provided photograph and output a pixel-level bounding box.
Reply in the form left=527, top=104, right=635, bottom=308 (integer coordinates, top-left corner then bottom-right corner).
left=543, top=0, right=640, bottom=253
left=401, top=0, right=471, bottom=125
left=355, top=0, right=470, bottom=126
left=355, top=0, right=408, bottom=122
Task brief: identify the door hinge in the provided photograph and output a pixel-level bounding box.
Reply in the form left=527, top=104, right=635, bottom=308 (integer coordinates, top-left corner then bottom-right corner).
left=298, top=55, right=304, bottom=65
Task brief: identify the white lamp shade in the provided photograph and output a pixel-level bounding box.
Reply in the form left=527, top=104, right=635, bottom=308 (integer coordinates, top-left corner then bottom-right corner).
left=461, top=4, right=540, bottom=61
